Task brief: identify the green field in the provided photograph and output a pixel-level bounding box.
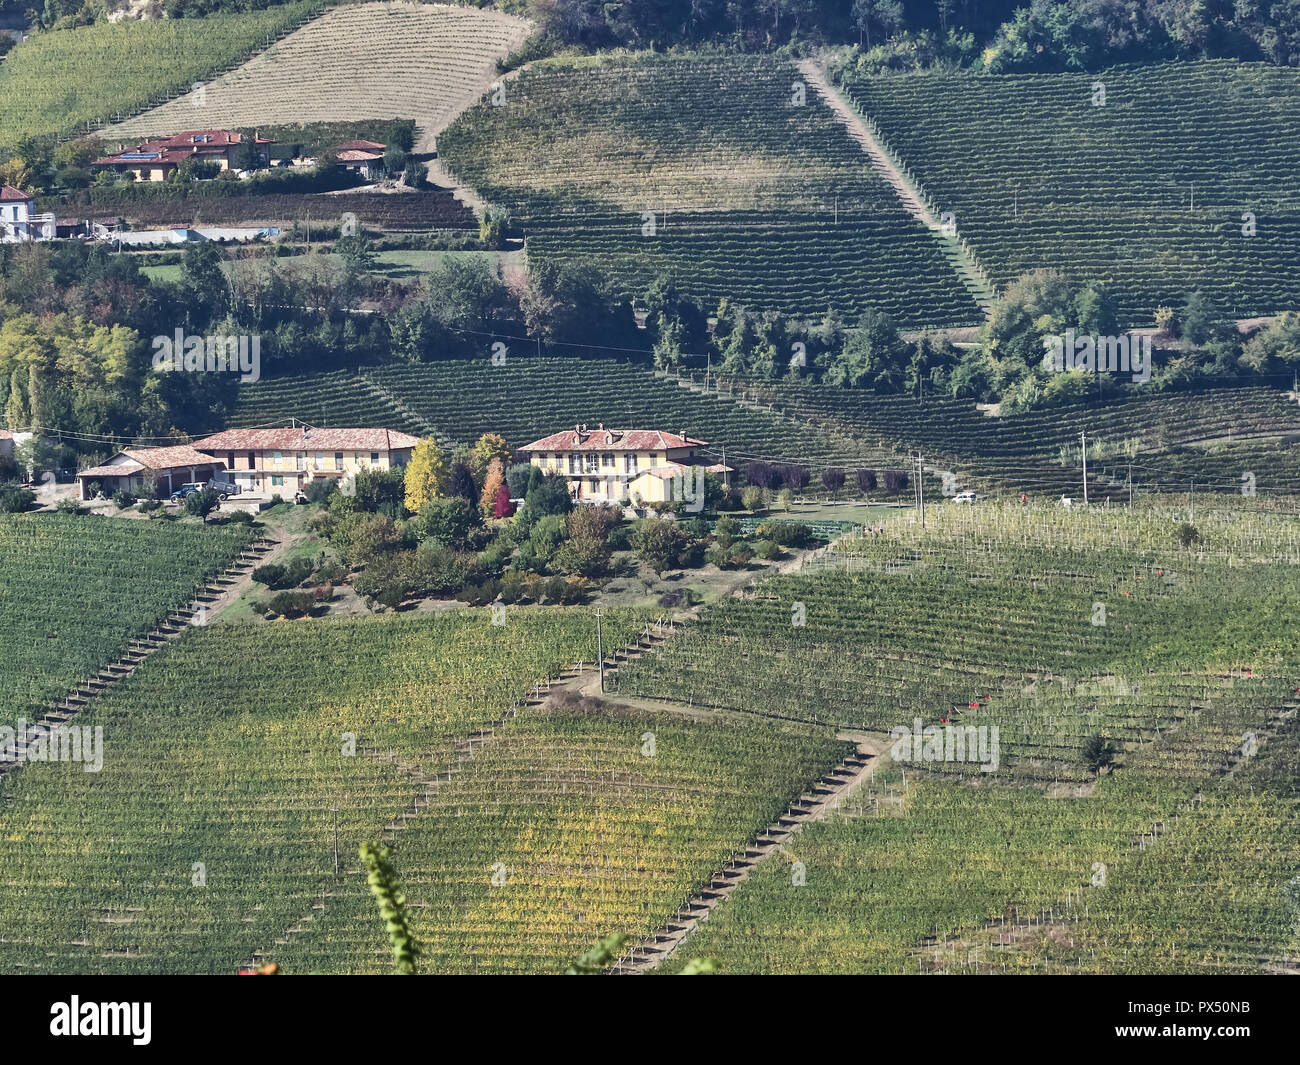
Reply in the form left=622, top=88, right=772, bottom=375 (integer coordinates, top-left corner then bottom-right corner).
left=845, top=60, right=1300, bottom=323
left=0, top=4, right=321, bottom=149
left=439, top=54, right=981, bottom=328
left=0, top=514, right=252, bottom=716
left=0, top=608, right=848, bottom=973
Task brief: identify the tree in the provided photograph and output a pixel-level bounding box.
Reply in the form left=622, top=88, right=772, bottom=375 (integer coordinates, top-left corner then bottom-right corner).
left=185, top=487, right=220, bottom=523
left=180, top=242, right=226, bottom=323
left=822, top=308, right=905, bottom=390
left=1180, top=290, right=1216, bottom=345
left=447, top=460, right=478, bottom=504
left=551, top=505, right=616, bottom=576
left=493, top=483, right=514, bottom=519
left=633, top=517, right=689, bottom=578
left=741, top=485, right=767, bottom=512
left=412, top=496, right=480, bottom=549
left=469, top=433, right=513, bottom=483
left=4, top=370, right=28, bottom=429
left=781, top=464, right=810, bottom=491
left=855, top=468, right=877, bottom=494
left=524, top=472, right=574, bottom=520
left=1175, top=521, right=1200, bottom=548
left=1082, top=734, right=1116, bottom=773
left=336, top=232, right=377, bottom=274
left=821, top=467, right=845, bottom=498
left=480, top=457, right=506, bottom=518
left=404, top=438, right=448, bottom=514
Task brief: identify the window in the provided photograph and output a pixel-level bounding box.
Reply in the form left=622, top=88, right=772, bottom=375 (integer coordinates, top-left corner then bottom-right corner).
left=227, top=452, right=235, bottom=468
left=271, top=475, right=283, bottom=487
left=296, top=452, right=304, bottom=470
left=649, top=453, right=658, bottom=464
left=602, top=453, right=614, bottom=469
left=370, top=452, right=379, bottom=465
left=589, top=479, right=599, bottom=494
left=584, top=454, right=599, bottom=474
left=334, top=452, right=344, bottom=472
left=624, top=454, right=637, bottom=474
left=314, top=453, right=323, bottom=471
left=272, top=450, right=282, bottom=469
left=568, top=455, right=580, bottom=474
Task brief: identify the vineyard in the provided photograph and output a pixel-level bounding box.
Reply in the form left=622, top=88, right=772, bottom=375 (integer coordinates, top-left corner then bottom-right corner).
left=438, top=54, right=981, bottom=327
left=843, top=60, right=1300, bottom=323
left=635, top=503, right=1300, bottom=973
left=615, top=502, right=1300, bottom=783
left=0, top=3, right=322, bottom=149
left=2, top=608, right=843, bottom=972
left=0, top=514, right=253, bottom=718
left=100, top=3, right=531, bottom=149
left=741, top=379, right=1300, bottom=498
left=230, top=358, right=896, bottom=471
left=259, top=702, right=846, bottom=974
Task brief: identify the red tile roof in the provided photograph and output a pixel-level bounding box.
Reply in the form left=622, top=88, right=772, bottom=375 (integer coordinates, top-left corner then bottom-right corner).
left=93, top=130, right=272, bottom=168
left=77, top=445, right=220, bottom=478
left=521, top=427, right=708, bottom=453
left=192, top=428, right=421, bottom=452
left=336, top=149, right=384, bottom=163
left=0, top=185, right=33, bottom=202
left=335, top=139, right=386, bottom=152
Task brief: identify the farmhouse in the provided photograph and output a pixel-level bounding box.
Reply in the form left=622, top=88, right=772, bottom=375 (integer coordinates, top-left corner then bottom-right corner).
left=332, top=139, right=387, bottom=180
left=92, top=130, right=274, bottom=182
left=76, top=445, right=224, bottom=501
left=520, top=424, right=727, bottom=505
left=191, top=427, right=419, bottom=498
left=0, top=185, right=55, bottom=242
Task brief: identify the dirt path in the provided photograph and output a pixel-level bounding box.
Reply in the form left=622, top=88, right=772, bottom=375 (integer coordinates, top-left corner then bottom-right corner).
left=795, top=58, right=989, bottom=314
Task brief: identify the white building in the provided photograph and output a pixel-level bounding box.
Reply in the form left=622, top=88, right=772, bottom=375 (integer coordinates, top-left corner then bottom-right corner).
left=0, top=186, right=55, bottom=242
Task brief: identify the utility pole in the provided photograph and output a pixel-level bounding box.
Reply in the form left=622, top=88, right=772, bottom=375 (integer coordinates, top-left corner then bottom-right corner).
left=1189, top=478, right=1195, bottom=523
left=332, top=804, right=339, bottom=878
left=1127, top=462, right=1132, bottom=507
left=917, top=452, right=926, bottom=528
left=595, top=608, right=605, bottom=694
left=1080, top=431, right=1088, bottom=506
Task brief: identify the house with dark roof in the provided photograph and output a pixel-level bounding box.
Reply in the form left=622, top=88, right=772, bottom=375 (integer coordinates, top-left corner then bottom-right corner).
left=92, top=130, right=273, bottom=183
left=519, top=424, right=725, bottom=505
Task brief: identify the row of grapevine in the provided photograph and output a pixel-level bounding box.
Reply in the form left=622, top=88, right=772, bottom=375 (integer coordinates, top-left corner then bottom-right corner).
left=844, top=60, right=1300, bottom=323
left=438, top=55, right=982, bottom=328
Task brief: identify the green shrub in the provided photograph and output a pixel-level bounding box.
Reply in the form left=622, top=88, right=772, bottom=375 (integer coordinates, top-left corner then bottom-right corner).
left=755, top=520, right=810, bottom=548
left=753, top=539, right=780, bottom=560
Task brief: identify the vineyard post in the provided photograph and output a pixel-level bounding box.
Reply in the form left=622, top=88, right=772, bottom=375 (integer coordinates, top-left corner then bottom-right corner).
left=1080, top=431, right=1088, bottom=505
left=595, top=608, right=605, bottom=693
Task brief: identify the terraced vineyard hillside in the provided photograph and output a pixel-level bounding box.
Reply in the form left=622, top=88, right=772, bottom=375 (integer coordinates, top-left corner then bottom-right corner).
left=0, top=514, right=253, bottom=717
left=0, top=610, right=846, bottom=974
left=438, top=55, right=981, bottom=328
left=620, top=503, right=1300, bottom=973
left=101, top=3, right=531, bottom=147
left=742, top=380, right=1300, bottom=499
left=230, top=359, right=902, bottom=472
left=843, top=60, right=1300, bottom=323
left=0, top=2, right=322, bottom=149
left=617, top=503, right=1300, bottom=782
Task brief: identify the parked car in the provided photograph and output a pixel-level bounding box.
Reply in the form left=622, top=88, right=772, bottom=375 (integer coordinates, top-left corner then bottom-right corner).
left=951, top=491, right=977, bottom=504
left=169, top=482, right=207, bottom=500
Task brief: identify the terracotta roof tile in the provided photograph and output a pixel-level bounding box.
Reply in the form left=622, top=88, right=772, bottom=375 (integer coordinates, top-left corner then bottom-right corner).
left=521, top=427, right=707, bottom=452
left=193, top=427, right=420, bottom=452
